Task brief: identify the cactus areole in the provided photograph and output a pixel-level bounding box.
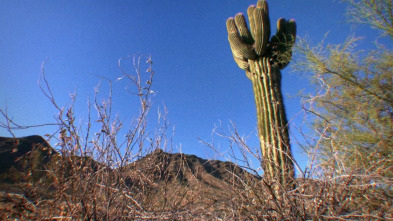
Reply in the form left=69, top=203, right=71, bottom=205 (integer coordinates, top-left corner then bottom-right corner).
left=226, top=0, right=296, bottom=189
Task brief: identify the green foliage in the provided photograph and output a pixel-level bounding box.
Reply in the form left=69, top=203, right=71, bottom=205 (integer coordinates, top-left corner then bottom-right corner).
left=345, top=0, right=393, bottom=38
left=295, top=1, right=393, bottom=178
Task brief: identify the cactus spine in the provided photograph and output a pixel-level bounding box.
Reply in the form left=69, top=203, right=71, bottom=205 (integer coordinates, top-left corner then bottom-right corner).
left=226, top=0, right=296, bottom=189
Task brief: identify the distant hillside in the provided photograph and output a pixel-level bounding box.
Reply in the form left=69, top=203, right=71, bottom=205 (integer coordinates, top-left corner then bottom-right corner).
left=0, top=135, right=257, bottom=219
left=123, top=148, right=256, bottom=214
left=0, top=135, right=57, bottom=184
left=0, top=135, right=252, bottom=185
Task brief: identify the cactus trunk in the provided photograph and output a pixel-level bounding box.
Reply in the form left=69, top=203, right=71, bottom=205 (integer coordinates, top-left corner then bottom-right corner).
left=248, top=59, right=294, bottom=189
left=226, top=0, right=296, bottom=189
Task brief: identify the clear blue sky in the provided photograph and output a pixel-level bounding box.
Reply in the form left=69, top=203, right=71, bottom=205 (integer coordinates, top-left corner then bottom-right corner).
left=0, top=0, right=374, bottom=172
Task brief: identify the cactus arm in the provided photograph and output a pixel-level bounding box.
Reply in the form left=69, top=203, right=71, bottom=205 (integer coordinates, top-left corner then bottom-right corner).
left=227, top=20, right=257, bottom=60
left=247, top=5, right=256, bottom=41
left=233, top=55, right=250, bottom=71
left=257, top=0, right=270, bottom=40
left=253, top=7, right=269, bottom=56
left=271, top=18, right=297, bottom=69
left=235, top=13, right=254, bottom=44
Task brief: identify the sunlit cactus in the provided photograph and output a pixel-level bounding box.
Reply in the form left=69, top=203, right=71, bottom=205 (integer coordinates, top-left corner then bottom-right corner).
left=226, top=0, right=296, bottom=189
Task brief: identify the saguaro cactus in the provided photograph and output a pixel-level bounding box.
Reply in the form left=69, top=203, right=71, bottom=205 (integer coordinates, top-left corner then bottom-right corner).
left=226, top=0, right=296, bottom=189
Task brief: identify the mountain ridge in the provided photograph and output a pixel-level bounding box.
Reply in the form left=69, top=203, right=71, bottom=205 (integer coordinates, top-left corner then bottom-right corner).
left=0, top=135, right=256, bottom=219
